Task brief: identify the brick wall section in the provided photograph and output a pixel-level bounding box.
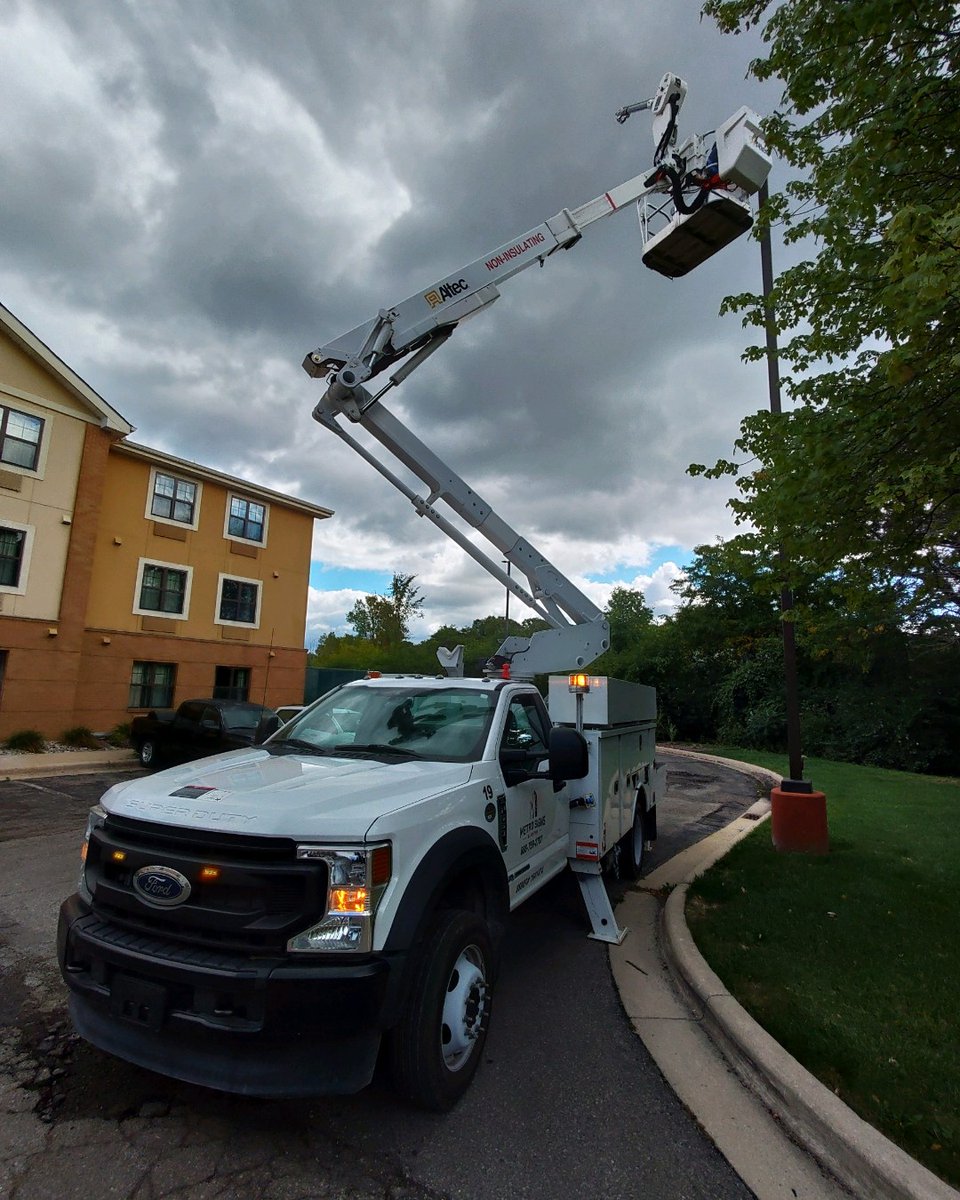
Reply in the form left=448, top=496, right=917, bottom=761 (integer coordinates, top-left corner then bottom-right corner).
left=74, top=629, right=306, bottom=732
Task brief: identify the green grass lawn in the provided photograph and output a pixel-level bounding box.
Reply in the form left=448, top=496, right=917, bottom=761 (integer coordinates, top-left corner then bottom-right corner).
left=684, top=748, right=960, bottom=1187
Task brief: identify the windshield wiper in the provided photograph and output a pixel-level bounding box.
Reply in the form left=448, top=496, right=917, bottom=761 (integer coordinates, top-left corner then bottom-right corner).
left=333, top=743, right=423, bottom=758
left=266, top=738, right=335, bottom=756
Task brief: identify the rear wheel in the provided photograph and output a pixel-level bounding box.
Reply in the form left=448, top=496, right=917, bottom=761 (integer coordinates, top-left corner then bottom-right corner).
left=389, top=909, right=493, bottom=1111
left=618, top=800, right=646, bottom=880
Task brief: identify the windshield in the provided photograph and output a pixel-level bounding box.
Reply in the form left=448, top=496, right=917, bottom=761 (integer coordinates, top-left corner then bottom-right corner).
left=269, top=685, right=496, bottom=763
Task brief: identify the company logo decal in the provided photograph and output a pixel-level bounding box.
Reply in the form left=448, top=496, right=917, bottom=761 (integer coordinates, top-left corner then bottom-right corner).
left=424, top=278, right=470, bottom=308
left=133, top=865, right=192, bottom=907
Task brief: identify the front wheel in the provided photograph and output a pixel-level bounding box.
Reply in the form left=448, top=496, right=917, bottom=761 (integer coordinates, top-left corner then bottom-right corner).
left=137, top=739, right=158, bottom=767
left=389, top=909, right=493, bottom=1111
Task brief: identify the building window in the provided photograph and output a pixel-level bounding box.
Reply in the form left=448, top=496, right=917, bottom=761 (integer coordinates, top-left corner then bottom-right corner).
left=129, top=661, right=176, bottom=709
left=134, top=558, right=192, bottom=619
left=217, top=575, right=260, bottom=626
left=0, top=522, right=32, bottom=594
left=0, top=405, right=43, bottom=471
left=150, top=471, right=198, bottom=525
left=214, top=665, right=250, bottom=702
left=0, top=527, right=25, bottom=587
left=227, top=495, right=266, bottom=544
left=139, top=564, right=187, bottom=614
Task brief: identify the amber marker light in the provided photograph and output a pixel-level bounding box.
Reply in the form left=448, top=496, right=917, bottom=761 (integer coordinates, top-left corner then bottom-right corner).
left=330, top=886, right=370, bottom=914
left=371, top=845, right=392, bottom=887
left=568, top=672, right=590, bottom=693
left=199, top=866, right=221, bottom=882
left=111, top=850, right=126, bottom=863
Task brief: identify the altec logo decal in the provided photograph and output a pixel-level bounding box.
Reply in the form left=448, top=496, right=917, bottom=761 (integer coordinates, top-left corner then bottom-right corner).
left=485, top=232, right=546, bottom=272
left=424, top=278, right=470, bottom=309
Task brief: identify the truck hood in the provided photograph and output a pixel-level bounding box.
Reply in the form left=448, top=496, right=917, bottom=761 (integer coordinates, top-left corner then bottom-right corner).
left=101, top=747, right=473, bottom=839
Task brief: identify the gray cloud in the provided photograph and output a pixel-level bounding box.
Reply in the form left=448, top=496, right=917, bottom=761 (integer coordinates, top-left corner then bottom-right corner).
left=1, top=0, right=782, bottom=641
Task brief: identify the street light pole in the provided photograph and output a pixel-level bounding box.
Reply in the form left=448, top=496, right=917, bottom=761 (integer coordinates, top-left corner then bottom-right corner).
left=758, top=181, right=805, bottom=787
left=758, top=181, right=828, bottom=852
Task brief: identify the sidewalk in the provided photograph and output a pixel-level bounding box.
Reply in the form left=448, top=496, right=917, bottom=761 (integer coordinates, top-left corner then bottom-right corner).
left=613, top=748, right=959, bottom=1200
left=0, top=748, right=138, bottom=779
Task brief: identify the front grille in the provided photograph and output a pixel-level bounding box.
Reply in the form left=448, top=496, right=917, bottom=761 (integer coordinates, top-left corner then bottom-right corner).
left=85, top=816, right=328, bottom=954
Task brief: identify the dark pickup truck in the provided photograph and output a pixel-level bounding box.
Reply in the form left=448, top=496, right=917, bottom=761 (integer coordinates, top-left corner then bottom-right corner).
left=130, top=699, right=279, bottom=767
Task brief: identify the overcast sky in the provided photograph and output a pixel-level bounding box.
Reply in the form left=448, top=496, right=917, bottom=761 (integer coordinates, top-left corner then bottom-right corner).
left=0, top=0, right=786, bottom=647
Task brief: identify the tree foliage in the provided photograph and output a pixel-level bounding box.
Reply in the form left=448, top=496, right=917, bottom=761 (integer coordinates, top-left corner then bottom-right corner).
left=346, top=573, right=424, bottom=647
left=696, top=0, right=960, bottom=630
left=312, top=557, right=959, bottom=774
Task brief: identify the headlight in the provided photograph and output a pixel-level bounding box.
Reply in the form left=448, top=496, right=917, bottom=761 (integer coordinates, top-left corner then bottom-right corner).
left=287, top=843, right=392, bottom=953
left=78, top=804, right=107, bottom=902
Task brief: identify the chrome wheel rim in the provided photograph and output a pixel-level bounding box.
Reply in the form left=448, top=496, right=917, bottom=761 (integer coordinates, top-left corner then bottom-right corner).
left=440, top=944, right=487, bottom=1071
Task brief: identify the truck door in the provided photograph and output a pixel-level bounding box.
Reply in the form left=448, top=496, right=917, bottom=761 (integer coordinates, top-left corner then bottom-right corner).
left=498, top=692, right=568, bottom=905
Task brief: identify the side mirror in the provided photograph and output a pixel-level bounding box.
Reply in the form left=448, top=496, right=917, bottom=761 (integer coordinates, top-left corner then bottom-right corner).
left=254, top=714, right=282, bottom=744
left=499, top=746, right=538, bottom=788
left=500, top=728, right=589, bottom=789
left=548, top=727, right=589, bottom=784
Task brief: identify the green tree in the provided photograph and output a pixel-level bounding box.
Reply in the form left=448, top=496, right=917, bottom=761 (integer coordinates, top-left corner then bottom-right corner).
left=697, top=0, right=960, bottom=630
left=606, top=586, right=654, bottom=653
left=346, top=573, right=425, bottom=647
left=663, top=537, right=960, bottom=771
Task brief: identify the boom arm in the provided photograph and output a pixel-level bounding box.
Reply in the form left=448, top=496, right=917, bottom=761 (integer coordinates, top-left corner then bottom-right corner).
left=304, top=166, right=664, bottom=400
left=304, top=74, right=771, bottom=678
left=312, top=381, right=610, bottom=678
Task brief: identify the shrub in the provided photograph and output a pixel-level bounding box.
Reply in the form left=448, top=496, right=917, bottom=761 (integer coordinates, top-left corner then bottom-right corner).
left=60, top=726, right=102, bottom=750
left=4, top=729, right=47, bottom=753
left=102, top=723, right=132, bottom=748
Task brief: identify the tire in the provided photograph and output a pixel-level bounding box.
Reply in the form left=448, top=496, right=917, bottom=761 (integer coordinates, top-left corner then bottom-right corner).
left=137, top=739, right=157, bottom=768
left=618, top=799, right=645, bottom=880
left=389, top=909, right=494, bottom=1111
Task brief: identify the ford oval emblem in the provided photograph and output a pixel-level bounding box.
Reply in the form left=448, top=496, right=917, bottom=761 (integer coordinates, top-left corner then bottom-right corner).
left=132, top=865, right=192, bottom=907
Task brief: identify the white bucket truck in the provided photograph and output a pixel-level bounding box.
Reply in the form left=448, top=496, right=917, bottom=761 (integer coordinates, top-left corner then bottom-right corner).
left=58, top=74, right=770, bottom=1109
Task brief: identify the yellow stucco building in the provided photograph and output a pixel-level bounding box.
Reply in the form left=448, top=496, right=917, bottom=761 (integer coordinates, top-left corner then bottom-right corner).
left=0, top=302, right=332, bottom=738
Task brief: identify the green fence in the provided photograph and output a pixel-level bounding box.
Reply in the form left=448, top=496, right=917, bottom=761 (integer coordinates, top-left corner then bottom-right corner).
left=304, top=667, right=366, bottom=704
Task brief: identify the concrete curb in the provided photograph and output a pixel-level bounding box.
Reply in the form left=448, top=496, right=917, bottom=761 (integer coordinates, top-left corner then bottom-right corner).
left=658, top=750, right=959, bottom=1200
left=0, top=749, right=139, bottom=778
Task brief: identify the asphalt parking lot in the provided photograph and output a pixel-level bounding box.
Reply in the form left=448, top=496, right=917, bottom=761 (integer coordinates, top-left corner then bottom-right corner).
left=0, top=753, right=762, bottom=1200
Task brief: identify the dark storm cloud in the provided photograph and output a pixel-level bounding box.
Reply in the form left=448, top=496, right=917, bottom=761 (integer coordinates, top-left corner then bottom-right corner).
left=0, top=0, right=782, bottom=636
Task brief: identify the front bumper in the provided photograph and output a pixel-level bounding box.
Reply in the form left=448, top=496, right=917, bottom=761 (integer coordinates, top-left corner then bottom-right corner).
left=58, top=894, right=407, bottom=1097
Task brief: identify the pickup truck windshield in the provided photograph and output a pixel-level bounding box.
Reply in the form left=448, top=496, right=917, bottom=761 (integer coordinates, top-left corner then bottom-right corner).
left=270, top=686, right=496, bottom=763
